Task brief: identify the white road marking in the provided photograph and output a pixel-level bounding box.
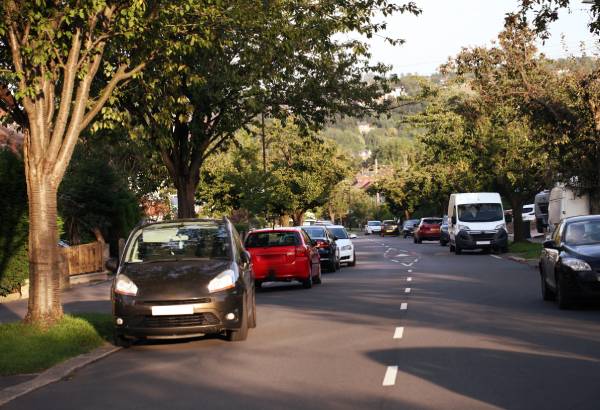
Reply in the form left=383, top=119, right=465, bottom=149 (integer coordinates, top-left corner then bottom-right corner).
left=393, top=327, right=404, bottom=339
left=491, top=255, right=502, bottom=259
left=407, top=277, right=412, bottom=282
left=405, top=288, right=411, bottom=294
left=391, top=259, right=399, bottom=263
left=414, top=259, right=419, bottom=263
left=382, top=366, right=398, bottom=386
left=401, top=262, right=413, bottom=267
left=400, top=303, right=408, bottom=310
left=408, top=269, right=412, bottom=273
left=395, top=253, right=410, bottom=258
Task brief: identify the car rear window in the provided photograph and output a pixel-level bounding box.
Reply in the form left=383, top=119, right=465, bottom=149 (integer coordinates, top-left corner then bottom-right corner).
left=422, top=218, right=442, bottom=225
left=303, top=227, right=327, bottom=239
left=245, top=232, right=300, bottom=248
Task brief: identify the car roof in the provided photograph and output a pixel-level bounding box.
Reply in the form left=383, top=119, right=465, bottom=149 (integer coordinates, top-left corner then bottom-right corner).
left=250, top=227, right=302, bottom=233
left=564, top=215, right=600, bottom=224
left=325, top=225, right=346, bottom=229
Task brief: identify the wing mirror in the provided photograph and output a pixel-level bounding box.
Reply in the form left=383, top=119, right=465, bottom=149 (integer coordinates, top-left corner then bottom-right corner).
left=105, top=258, right=118, bottom=273
left=542, top=240, right=557, bottom=250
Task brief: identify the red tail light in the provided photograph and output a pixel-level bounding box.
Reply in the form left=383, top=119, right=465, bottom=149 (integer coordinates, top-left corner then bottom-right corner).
left=296, top=246, right=309, bottom=257
left=314, top=240, right=329, bottom=248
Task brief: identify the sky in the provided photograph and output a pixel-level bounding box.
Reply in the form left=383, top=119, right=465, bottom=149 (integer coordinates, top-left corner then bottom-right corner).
left=367, top=0, right=598, bottom=75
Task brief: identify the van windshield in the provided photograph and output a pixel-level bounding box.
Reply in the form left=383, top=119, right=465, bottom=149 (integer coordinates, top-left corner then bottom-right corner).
left=458, top=203, right=503, bottom=222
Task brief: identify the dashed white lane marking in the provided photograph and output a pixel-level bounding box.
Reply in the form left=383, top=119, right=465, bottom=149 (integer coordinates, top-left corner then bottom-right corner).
left=395, top=253, right=409, bottom=258
left=407, top=277, right=412, bottom=282
left=393, top=327, right=404, bottom=339
left=405, top=288, right=411, bottom=294
left=408, top=269, right=413, bottom=273
left=491, top=255, right=502, bottom=259
left=382, top=366, right=398, bottom=386
left=391, top=259, right=399, bottom=263
left=400, top=302, right=408, bottom=310
left=401, top=262, right=413, bottom=267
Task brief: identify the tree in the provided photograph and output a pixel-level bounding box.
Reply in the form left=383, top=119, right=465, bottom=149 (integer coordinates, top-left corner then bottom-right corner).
left=0, top=1, right=158, bottom=324
left=116, top=0, right=421, bottom=218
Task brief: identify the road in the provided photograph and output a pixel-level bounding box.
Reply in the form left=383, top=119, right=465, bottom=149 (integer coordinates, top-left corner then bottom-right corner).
left=4, top=235, right=600, bottom=410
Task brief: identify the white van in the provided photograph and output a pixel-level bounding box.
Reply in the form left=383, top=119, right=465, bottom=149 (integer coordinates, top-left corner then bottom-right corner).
left=548, top=185, right=590, bottom=228
left=448, top=192, right=508, bottom=254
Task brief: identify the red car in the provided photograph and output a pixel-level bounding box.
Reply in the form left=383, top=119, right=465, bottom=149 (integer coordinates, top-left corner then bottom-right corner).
left=414, top=218, right=443, bottom=243
left=245, top=228, right=322, bottom=289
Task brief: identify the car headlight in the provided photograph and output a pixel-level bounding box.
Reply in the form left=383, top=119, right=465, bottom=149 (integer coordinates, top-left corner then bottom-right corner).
left=115, top=274, right=138, bottom=296
left=207, top=269, right=238, bottom=293
left=458, top=224, right=470, bottom=231
left=562, top=258, right=592, bottom=272
left=342, top=245, right=352, bottom=251
left=495, top=224, right=506, bottom=231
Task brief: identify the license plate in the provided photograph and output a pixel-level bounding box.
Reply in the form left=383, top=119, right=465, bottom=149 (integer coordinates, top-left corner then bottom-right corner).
left=151, top=304, right=194, bottom=316
left=476, top=241, right=491, bottom=245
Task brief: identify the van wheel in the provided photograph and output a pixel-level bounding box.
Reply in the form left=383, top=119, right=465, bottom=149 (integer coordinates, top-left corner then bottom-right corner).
left=114, top=330, right=131, bottom=348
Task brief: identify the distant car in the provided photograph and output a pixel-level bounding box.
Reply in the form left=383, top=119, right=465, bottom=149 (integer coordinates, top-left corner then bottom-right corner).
left=440, top=216, right=449, bottom=246
left=522, top=204, right=535, bottom=222
left=364, top=220, right=382, bottom=235
left=108, top=218, right=256, bottom=346
left=402, top=219, right=420, bottom=238
left=327, top=225, right=356, bottom=266
left=539, top=215, right=600, bottom=309
left=245, top=228, right=321, bottom=289
left=381, top=220, right=399, bottom=236
left=302, top=226, right=340, bottom=272
left=414, top=218, right=443, bottom=243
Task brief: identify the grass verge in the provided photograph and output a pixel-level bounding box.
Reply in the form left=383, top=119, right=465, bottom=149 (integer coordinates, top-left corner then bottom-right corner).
left=0, top=313, right=112, bottom=376
left=509, top=241, right=543, bottom=260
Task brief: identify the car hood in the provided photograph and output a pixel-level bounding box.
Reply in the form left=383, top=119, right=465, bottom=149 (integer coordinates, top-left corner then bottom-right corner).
left=335, top=238, right=352, bottom=247
left=119, top=259, right=233, bottom=300
left=565, top=244, right=600, bottom=263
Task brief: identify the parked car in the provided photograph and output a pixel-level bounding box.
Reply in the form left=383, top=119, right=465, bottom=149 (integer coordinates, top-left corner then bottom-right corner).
left=327, top=225, right=356, bottom=266
left=245, top=228, right=321, bottom=289
left=414, top=218, right=443, bottom=243
left=402, top=219, right=420, bottom=238
left=539, top=215, right=600, bottom=309
left=108, top=218, right=256, bottom=346
left=522, top=204, right=535, bottom=222
left=302, top=225, right=340, bottom=272
left=448, top=192, right=508, bottom=254
left=364, top=220, right=382, bottom=235
left=440, top=216, right=449, bottom=246
left=381, top=220, right=400, bottom=236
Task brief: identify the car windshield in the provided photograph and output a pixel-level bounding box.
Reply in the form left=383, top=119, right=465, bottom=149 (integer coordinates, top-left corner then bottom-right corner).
left=328, top=227, right=348, bottom=239
left=458, top=203, right=503, bottom=222
left=125, top=221, right=230, bottom=263
left=422, top=218, right=442, bottom=225
left=404, top=220, right=418, bottom=227
left=522, top=207, right=533, bottom=213
left=368, top=221, right=381, bottom=226
left=303, top=227, right=327, bottom=239
left=383, top=220, right=395, bottom=225
left=564, top=220, right=600, bottom=246
left=245, top=231, right=299, bottom=248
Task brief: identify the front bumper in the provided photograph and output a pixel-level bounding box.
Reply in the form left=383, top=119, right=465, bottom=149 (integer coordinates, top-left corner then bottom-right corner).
left=339, top=247, right=354, bottom=262
left=382, top=227, right=399, bottom=235
left=561, top=269, right=600, bottom=299
left=455, top=229, right=508, bottom=250
left=113, top=288, right=245, bottom=339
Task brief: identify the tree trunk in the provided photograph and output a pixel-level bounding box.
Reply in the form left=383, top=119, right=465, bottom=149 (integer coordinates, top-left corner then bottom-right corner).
left=24, top=172, right=63, bottom=325
left=292, top=210, right=305, bottom=227
left=175, top=176, right=198, bottom=219
left=510, top=196, right=526, bottom=243
left=279, top=214, right=290, bottom=227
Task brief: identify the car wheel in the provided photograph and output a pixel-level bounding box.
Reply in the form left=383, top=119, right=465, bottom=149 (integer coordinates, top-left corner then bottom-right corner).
left=348, top=252, right=356, bottom=267
left=248, top=292, right=257, bottom=328
left=413, top=236, right=417, bottom=243
left=114, top=330, right=132, bottom=348
left=417, top=238, right=422, bottom=244
left=449, top=243, right=455, bottom=252
left=313, top=265, right=322, bottom=284
left=302, top=272, right=313, bottom=289
left=227, top=300, right=249, bottom=341
left=540, top=269, right=555, bottom=301
left=404, top=233, right=408, bottom=238
left=455, top=245, right=462, bottom=255
left=254, top=280, right=263, bottom=290
left=500, top=246, right=509, bottom=254
left=328, top=258, right=336, bottom=272
left=556, top=273, right=572, bottom=310
left=335, top=256, right=341, bottom=271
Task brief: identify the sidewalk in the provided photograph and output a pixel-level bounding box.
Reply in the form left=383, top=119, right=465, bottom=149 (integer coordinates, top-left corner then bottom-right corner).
left=0, top=280, right=112, bottom=324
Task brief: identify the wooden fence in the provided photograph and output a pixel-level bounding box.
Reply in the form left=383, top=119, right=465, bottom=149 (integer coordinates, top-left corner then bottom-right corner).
left=60, top=242, right=106, bottom=276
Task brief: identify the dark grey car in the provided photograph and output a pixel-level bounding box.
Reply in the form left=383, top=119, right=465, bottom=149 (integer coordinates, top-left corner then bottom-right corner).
left=108, top=218, right=256, bottom=346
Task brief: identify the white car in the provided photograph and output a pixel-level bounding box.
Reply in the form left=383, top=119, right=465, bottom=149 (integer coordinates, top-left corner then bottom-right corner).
left=364, top=220, right=382, bottom=235
left=522, top=204, right=535, bottom=222
left=327, top=225, right=356, bottom=266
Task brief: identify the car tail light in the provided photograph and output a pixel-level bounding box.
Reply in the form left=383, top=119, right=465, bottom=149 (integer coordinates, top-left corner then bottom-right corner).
left=315, top=240, right=329, bottom=248
left=296, top=246, right=309, bottom=257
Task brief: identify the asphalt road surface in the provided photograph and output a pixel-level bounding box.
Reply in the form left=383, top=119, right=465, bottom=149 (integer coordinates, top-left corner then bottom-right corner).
left=5, top=235, right=600, bottom=410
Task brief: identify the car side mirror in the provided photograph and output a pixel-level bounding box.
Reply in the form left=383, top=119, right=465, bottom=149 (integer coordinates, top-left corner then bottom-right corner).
left=451, top=216, right=457, bottom=225
left=542, top=240, right=556, bottom=249
left=105, top=258, right=118, bottom=273
left=349, top=234, right=357, bottom=239
left=332, top=235, right=339, bottom=241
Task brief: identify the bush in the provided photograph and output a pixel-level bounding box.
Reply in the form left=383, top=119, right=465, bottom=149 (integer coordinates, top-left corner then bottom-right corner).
left=0, top=150, right=28, bottom=296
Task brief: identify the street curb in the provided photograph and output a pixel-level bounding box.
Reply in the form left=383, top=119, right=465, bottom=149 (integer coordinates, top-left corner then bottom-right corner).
left=505, top=255, right=538, bottom=269
left=0, top=343, right=121, bottom=407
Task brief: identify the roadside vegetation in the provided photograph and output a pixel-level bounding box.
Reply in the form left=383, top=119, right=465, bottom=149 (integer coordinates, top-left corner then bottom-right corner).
left=509, top=242, right=544, bottom=261
left=0, top=313, right=112, bottom=376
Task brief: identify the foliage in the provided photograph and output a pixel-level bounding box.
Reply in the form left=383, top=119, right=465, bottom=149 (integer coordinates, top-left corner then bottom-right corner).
left=0, top=313, right=112, bottom=375
left=0, top=149, right=28, bottom=296
left=509, top=241, right=543, bottom=260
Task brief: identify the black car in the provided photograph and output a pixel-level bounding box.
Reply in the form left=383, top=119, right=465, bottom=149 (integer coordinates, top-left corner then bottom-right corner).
left=381, top=220, right=400, bottom=236
left=108, top=218, right=256, bottom=346
left=539, top=215, right=600, bottom=309
left=440, top=216, right=449, bottom=246
left=302, top=225, right=340, bottom=272
left=402, top=219, right=420, bottom=238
